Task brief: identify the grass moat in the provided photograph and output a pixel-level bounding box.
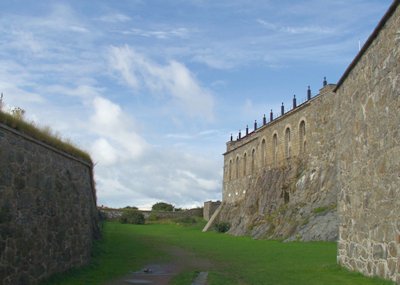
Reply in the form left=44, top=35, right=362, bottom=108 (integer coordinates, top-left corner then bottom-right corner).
left=41, top=221, right=393, bottom=285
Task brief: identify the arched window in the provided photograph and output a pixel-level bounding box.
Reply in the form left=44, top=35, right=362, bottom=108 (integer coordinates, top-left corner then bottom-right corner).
left=243, top=153, right=247, bottom=176
left=251, top=149, right=256, bottom=173
left=299, top=120, right=306, bottom=154
left=284, top=190, right=289, bottom=204
left=236, top=156, right=239, bottom=179
left=261, top=139, right=266, bottom=167
left=273, top=134, right=278, bottom=165
left=285, top=127, right=291, bottom=158
left=229, top=159, right=232, bottom=180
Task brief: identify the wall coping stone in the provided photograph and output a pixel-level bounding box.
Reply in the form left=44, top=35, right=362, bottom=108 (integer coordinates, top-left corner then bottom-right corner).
left=0, top=122, right=92, bottom=168
left=335, top=0, right=400, bottom=91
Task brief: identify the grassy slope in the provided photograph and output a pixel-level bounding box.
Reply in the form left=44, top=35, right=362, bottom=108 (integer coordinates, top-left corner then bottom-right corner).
left=42, top=222, right=393, bottom=285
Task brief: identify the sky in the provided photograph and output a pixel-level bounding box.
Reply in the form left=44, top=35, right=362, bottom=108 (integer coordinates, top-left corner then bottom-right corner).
left=0, top=0, right=392, bottom=209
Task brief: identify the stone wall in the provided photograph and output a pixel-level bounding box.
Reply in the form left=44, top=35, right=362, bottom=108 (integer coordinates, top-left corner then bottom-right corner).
left=0, top=123, right=100, bottom=285
left=203, top=201, right=221, bottom=221
left=143, top=208, right=203, bottom=220
left=335, top=1, right=400, bottom=283
left=100, top=208, right=203, bottom=221
left=218, top=84, right=339, bottom=241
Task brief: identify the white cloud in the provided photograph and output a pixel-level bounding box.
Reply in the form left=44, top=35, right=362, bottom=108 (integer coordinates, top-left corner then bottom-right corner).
left=99, top=13, right=131, bottom=23
left=0, top=62, right=46, bottom=106
left=69, top=25, right=89, bottom=33
left=91, top=96, right=126, bottom=131
left=92, top=138, right=119, bottom=165
left=10, top=31, right=44, bottom=55
left=108, top=47, right=140, bottom=89
left=192, top=53, right=234, bottom=70
left=257, top=19, right=335, bottom=35
left=95, top=147, right=222, bottom=209
left=178, top=170, right=219, bottom=191
left=90, top=96, right=148, bottom=164
left=109, top=45, right=215, bottom=121
left=122, top=27, right=190, bottom=39
left=165, top=129, right=219, bottom=140
left=41, top=3, right=89, bottom=33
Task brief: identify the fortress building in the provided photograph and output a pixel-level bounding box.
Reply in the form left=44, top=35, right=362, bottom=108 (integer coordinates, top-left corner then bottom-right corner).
left=209, top=1, right=400, bottom=282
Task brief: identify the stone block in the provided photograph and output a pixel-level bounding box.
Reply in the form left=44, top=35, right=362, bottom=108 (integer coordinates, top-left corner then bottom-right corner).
left=388, top=241, right=397, bottom=257
left=373, top=244, right=386, bottom=260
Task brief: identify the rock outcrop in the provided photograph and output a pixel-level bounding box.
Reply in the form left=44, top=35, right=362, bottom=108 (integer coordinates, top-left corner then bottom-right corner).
left=218, top=157, right=338, bottom=241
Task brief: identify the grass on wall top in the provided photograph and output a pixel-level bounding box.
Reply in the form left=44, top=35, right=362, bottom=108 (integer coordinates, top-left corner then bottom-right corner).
left=0, top=110, right=92, bottom=164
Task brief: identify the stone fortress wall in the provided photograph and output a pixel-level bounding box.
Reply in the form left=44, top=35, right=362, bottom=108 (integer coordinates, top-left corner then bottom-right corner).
left=219, top=81, right=339, bottom=241
left=223, top=83, right=336, bottom=204
left=335, top=1, right=400, bottom=282
left=218, top=0, right=400, bottom=282
left=0, top=123, right=100, bottom=285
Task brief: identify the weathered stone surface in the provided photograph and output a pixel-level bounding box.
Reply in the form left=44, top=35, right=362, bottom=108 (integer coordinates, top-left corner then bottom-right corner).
left=336, top=2, right=400, bottom=283
left=0, top=124, right=100, bottom=285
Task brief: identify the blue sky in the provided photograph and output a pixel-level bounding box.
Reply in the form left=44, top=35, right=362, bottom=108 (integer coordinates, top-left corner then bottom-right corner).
left=0, top=0, right=392, bottom=209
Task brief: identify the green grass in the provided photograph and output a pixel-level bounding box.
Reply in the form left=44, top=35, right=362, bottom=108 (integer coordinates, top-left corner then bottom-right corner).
left=40, top=223, right=168, bottom=285
left=313, top=204, right=337, bottom=214
left=42, top=222, right=393, bottom=285
left=0, top=110, right=92, bottom=163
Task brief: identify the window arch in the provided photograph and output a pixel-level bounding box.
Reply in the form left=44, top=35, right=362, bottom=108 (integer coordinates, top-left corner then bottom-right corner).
left=236, top=156, right=239, bottom=179
left=283, top=190, right=289, bottom=204
left=261, top=139, right=266, bottom=167
left=229, top=159, right=232, bottom=180
left=243, top=152, right=247, bottom=176
left=251, top=148, right=256, bottom=173
left=299, top=120, right=306, bottom=154
left=285, top=127, right=291, bottom=158
left=273, top=133, right=278, bottom=165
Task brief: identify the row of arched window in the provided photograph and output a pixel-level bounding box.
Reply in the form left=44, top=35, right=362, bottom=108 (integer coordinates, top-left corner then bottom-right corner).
left=227, top=120, right=307, bottom=181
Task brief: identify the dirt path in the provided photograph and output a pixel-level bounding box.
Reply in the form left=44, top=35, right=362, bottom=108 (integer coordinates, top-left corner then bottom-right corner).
left=104, top=245, right=212, bottom=285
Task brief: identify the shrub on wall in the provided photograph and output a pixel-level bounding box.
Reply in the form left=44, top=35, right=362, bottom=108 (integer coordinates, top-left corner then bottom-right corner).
left=119, top=210, right=145, bottom=225
left=148, top=213, right=160, bottom=221
left=151, top=202, right=174, bottom=212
